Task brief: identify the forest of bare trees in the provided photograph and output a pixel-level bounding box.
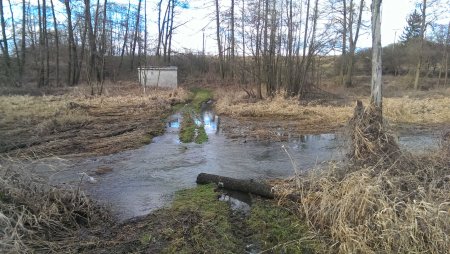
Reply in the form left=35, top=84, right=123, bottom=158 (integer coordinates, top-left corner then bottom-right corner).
left=0, top=0, right=449, bottom=96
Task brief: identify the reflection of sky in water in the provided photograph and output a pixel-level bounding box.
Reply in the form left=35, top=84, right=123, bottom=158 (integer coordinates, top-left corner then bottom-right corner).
left=203, top=111, right=218, bottom=133
left=166, top=111, right=219, bottom=133
left=168, top=120, right=180, bottom=128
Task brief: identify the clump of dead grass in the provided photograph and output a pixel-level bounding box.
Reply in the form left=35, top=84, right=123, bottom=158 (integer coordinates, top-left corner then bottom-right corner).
left=348, top=101, right=399, bottom=162
left=0, top=158, right=111, bottom=253
left=274, top=112, right=450, bottom=253
left=290, top=151, right=450, bottom=253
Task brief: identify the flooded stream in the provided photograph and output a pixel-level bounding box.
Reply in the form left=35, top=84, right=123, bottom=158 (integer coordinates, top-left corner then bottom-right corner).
left=41, top=109, right=440, bottom=221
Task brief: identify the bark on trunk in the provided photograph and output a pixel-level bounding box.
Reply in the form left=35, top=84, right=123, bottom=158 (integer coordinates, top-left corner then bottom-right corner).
left=371, top=0, right=382, bottom=113
left=196, top=173, right=275, bottom=198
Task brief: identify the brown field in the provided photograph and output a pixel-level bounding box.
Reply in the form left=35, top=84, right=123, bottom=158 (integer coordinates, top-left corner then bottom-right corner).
left=214, top=83, right=450, bottom=140
left=0, top=83, right=189, bottom=158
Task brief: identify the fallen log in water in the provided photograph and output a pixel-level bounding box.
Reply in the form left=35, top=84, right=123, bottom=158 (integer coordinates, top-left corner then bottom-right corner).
left=196, top=173, right=275, bottom=198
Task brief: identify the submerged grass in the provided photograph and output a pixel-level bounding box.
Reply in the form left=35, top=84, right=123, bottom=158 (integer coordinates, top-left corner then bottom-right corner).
left=178, top=88, right=212, bottom=144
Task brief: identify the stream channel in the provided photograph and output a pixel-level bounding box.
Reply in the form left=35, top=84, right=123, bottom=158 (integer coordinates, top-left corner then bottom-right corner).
left=39, top=109, right=440, bottom=221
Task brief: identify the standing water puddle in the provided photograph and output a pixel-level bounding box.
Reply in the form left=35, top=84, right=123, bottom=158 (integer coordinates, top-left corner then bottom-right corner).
left=44, top=110, right=440, bottom=221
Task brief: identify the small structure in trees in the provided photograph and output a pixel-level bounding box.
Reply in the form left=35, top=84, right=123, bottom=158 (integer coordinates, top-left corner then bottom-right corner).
left=137, top=66, right=178, bottom=88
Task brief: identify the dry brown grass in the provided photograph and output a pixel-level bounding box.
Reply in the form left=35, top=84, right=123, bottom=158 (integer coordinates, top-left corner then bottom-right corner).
left=0, top=82, right=189, bottom=157
left=0, top=157, right=111, bottom=253
left=214, top=87, right=450, bottom=132
left=273, top=116, right=450, bottom=253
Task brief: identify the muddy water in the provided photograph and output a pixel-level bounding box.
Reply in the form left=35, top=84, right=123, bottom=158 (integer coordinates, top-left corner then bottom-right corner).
left=45, top=110, right=440, bottom=221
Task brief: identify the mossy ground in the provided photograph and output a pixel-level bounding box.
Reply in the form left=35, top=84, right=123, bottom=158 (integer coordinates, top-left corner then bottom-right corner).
left=104, top=184, right=317, bottom=253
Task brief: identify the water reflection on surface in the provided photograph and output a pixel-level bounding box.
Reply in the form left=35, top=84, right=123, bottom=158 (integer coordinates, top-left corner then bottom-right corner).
left=44, top=110, right=440, bottom=220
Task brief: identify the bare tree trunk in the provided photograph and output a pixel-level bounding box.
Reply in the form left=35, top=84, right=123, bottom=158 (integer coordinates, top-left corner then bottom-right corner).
left=215, top=0, right=224, bottom=79
left=43, top=0, right=50, bottom=86
left=230, top=0, right=235, bottom=80
left=297, top=0, right=311, bottom=95
left=156, top=0, right=165, bottom=58
left=167, top=0, right=174, bottom=63
left=20, top=0, right=26, bottom=77
left=241, top=0, right=246, bottom=85
left=444, top=21, right=449, bottom=87
left=339, top=0, right=347, bottom=86
left=344, top=0, right=364, bottom=87
left=0, top=0, right=10, bottom=69
left=131, top=0, right=142, bottom=70
left=371, top=0, right=382, bottom=112
left=84, top=0, right=100, bottom=87
left=414, top=0, right=426, bottom=90
left=98, top=0, right=107, bottom=94
left=8, top=0, right=19, bottom=71
left=50, top=0, right=60, bottom=86
left=37, top=0, right=45, bottom=87
left=119, top=0, right=131, bottom=69
left=144, top=0, right=147, bottom=62
left=255, top=0, right=262, bottom=99
left=64, top=0, right=77, bottom=86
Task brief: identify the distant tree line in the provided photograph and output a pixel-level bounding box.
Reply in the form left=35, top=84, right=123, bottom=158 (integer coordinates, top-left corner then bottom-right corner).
left=0, top=0, right=449, bottom=96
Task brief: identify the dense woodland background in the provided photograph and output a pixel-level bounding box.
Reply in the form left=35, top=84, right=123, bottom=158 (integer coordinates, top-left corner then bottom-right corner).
left=0, top=0, right=449, bottom=97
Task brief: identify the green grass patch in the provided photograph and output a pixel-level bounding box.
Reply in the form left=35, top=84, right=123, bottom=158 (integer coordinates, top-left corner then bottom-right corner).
left=249, top=200, right=317, bottom=253
left=194, top=126, right=208, bottom=144
left=127, top=185, right=318, bottom=253
left=190, top=88, right=212, bottom=112
left=159, top=184, right=243, bottom=253
left=179, top=112, right=196, bottom=143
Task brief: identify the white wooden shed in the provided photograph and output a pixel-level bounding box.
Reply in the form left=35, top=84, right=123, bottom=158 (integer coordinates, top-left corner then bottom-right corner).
left=138, top=66, right=178, bottom=88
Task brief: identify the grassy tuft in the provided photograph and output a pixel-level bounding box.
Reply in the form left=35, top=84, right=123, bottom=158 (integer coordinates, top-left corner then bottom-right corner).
left=249, top=200, right=318, bottom=253
left=158, top=184, right=242, bottom=253
left=195, top=126, right=208, bottom=144
left=275, top=147, right=450, bottom=253
left=0, top=157, right=111, bottom=253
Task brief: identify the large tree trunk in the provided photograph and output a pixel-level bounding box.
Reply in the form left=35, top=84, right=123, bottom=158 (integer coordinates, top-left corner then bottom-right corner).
left=196, top=173, right=275, bottom=198
left=371, top=0, right=382, bottom=112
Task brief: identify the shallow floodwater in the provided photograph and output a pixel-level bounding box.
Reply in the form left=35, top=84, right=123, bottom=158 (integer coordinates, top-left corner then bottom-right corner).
left=45, top=110, right=440, bottom=221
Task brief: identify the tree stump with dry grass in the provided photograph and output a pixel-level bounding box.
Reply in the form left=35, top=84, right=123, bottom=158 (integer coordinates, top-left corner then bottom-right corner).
left=349, top=100, right=399, bottom=162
